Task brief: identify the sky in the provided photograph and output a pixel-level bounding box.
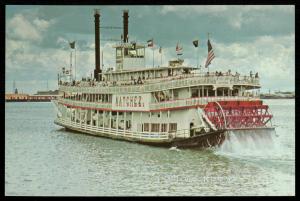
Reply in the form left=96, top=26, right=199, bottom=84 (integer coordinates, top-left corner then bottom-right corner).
left=5, top=5, right=295, bottom=94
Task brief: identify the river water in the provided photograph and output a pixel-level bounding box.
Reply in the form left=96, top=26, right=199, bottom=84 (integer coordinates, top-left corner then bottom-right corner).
left=5, top=99, right=295, bottom=196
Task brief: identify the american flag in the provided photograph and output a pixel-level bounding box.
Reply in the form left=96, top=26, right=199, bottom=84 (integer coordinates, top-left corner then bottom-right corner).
left=205, top=39, right=215, bottom=68
left=176, top=43, right=183, bottom=52
left=176, top=43, right=183, bottom=55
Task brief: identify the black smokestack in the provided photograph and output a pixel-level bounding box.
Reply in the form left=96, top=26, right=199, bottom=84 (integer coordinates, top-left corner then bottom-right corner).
left=94, top=9, right=101, bottom=81
left=123, top=10, right=129, bottom=43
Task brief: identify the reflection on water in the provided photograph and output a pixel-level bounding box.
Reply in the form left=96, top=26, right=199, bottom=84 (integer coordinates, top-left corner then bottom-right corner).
left=5, top=99, right=295, bottom=196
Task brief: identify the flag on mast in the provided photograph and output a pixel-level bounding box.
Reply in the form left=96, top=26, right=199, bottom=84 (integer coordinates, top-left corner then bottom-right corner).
left=176, top=42, right=183, bottom=55
left=205, top=39, right=215, bottom=68
left=69, top=41, right=75, bottom=49
left=193, top=40, right=199, bottom=47
left=147, top=39, right=154, bottom=47
left=131, top=41, right=136, bottom=50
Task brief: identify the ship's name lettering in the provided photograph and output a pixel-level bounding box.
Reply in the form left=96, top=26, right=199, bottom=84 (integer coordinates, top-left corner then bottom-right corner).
left=115, top=95, right=145, bottom=108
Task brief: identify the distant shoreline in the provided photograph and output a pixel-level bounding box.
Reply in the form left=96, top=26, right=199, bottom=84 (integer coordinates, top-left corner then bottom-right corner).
left=260, top=97, right=295, bottom=99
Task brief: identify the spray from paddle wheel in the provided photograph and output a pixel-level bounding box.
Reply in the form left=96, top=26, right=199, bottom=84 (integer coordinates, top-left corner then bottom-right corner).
left=203, top=100, right=274, bottom=131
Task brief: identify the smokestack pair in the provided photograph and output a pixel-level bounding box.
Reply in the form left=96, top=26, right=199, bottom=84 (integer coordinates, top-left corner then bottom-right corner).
left=94, top=10, right=129, bottom=81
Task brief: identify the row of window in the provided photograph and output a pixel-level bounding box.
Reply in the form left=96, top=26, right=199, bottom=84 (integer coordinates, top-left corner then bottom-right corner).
left=141, top=123, right=177, bottom=133
left=64, top=93, right=111, bottom=103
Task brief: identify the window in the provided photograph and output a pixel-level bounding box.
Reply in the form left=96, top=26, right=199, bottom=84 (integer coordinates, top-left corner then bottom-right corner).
left=208, top=89, right=215, bottom=97
left=126, top=120, right=131, bottom=129
left=161, top=123, right=167, bottom=132
left=173, top=90, right=179, bottom=99
left=169, top=123, right=177, bottom=132
left=191, top=89, right=198, bottom=98
left=144, top=123, right=149, bottom=132
left=116, top=49, right=122, bottom=57
left=151, top=123, right=160, bottom=132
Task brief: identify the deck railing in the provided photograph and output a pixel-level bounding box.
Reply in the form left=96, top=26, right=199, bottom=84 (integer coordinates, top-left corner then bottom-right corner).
left=59, top=74, right=260, bottom=94
left=55, top=118, right=169, bottom=140
left=58, top=99, right=112, bottom=109
left=149, top=96, right=260, bottom=110
left=58, top=96, right=260, bottom=111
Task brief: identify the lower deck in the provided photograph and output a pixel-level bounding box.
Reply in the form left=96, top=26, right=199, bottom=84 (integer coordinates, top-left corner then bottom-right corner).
left=55, top=100, right=206, bottom=139
left=54, top=117, right=227, bottom=148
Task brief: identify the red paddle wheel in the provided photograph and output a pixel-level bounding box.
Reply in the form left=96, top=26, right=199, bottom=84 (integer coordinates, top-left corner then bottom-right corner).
left=203, top=100, right=273, bottom=130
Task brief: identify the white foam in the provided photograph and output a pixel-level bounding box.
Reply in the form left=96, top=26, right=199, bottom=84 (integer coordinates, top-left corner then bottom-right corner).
left=169, top=146, right=181, bottom=152
left=215, top=129, right=290, bottom=160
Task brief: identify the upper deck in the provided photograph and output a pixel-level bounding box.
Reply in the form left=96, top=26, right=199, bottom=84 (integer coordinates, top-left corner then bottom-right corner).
left=59, top=70, right=260, bottom=94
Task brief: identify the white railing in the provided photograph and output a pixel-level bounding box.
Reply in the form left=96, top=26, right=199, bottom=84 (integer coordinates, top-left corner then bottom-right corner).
left=172, top=129, right=190, bottom=139
left=59, top=74, right=260, bottom=94
left=149, top=96, right=260, bottom=110
left=57, top=96, right=260, bottom=111
left=55, top=118, right=169, bottom=140
left=58, top=99, right=112, bottom=109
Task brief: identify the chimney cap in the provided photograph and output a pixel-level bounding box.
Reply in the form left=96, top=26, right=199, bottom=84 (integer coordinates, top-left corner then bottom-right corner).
left=123, top=9, right=129, bottom=13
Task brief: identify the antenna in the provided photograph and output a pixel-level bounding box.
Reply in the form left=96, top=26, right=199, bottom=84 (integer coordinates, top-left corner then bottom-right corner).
left=47, top=80, right=49, bottom=91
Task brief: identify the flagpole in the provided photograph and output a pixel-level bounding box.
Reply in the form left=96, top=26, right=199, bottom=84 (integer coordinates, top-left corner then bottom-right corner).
left=207, top=33, right=209, bottom=73
left=195, top=46, right=198, bottom=68
left=70, top=51, right=72, bottom=82
left=74, top=48, right=76, bottom=81
left=152, top=47, right=154, bottom=68
left=161, top=49, right=162, bottom=66
left=197, top=46, right=200, bottom=70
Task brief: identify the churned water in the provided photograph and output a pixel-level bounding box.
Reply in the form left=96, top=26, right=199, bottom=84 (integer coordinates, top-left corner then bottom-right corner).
left=5, top=99, right=295, bottom=196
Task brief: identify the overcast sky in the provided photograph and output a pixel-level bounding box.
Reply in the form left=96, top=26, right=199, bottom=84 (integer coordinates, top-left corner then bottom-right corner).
left=5, top=5, right=295, bottom=94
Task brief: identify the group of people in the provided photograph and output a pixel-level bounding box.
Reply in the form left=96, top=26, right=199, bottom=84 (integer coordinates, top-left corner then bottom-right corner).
left=131, top=76, right=144, bottom=85
left=250, top=71, right=259, bottom=78
left=212, top=69, right=235, bottom=76
left=203, top=69, right=259, bottom=79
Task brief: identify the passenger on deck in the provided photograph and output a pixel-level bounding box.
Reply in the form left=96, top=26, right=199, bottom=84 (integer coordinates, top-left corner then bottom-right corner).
left=228, top=69, right=231, bottom=75
left=137, top=76, right=142, bottom=84
left=255, top=72, right=259, bottom=78
left=250, top=71, right=253, bottom=78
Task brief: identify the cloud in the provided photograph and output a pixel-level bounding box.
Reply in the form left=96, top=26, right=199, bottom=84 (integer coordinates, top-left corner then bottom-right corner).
left=7, top=14, right=41, bottom=41
left=159, top=5, right=294, bottom=30
left=6, top=13, right=55, bottom=42
left=211, top=34, right=295, bottom=90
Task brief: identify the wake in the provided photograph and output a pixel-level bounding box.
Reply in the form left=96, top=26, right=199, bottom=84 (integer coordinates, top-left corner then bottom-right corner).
left=215, top=129, right=285, bottom=160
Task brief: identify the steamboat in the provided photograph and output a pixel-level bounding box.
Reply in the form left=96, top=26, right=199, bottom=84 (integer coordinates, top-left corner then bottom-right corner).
left=53, top=10, right=274, bottom=148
